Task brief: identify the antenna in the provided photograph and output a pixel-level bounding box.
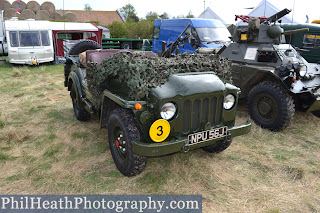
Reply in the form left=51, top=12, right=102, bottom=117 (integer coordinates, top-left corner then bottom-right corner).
left=288, top=0, right=296, bottom=46
left=263, top=0, right=266, bottom=18
left=204, top=0, right=205, bottom=11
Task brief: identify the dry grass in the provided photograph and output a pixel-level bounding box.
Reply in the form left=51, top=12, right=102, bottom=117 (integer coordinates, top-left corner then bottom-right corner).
left=0, top=62, right=319, bottom=212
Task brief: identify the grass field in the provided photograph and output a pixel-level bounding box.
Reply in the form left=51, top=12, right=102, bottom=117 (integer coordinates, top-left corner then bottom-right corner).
left=0, top=63, right=319, bottom=212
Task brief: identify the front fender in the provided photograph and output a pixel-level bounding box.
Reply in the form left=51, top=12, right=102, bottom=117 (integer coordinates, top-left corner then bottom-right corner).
left=68, top=71, right=83, bottom=99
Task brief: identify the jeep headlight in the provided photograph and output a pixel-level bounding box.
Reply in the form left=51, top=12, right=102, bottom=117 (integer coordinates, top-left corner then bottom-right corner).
left=223, top=94, right=235, bottom=110
left=299, top=65, right=307, bottom=77
left=160, top=103, right=176, bottom=120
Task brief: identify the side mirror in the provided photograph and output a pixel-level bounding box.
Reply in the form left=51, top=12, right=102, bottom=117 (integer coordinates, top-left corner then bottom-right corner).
left=191, top=38, right=199, bottom=48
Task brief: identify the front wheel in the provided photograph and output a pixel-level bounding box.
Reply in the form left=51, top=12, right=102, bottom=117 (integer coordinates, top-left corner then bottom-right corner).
left=248, top=81, right=295, bottom=131
left=108, top=108, right=147, bottom=176
left=202, top=139, right=233, bottom=153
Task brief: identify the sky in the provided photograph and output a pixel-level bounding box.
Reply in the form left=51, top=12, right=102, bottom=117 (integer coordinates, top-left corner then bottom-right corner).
left=10, top=0, right=320, bottom=24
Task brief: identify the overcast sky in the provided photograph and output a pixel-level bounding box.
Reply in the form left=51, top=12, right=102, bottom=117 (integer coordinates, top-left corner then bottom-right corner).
left=11, top=0, right=320, bottom=24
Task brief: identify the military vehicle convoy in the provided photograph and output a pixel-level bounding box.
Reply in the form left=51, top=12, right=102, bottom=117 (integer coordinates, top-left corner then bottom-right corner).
left=64, top=39, right=251, bottom=176
left=219, top=9, right=320, bottom=131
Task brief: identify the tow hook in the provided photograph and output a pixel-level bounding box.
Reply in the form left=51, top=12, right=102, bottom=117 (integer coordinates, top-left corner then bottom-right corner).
left=182, top=144, right=190, bottom=153
left=226, top=131, right=232, bottom=142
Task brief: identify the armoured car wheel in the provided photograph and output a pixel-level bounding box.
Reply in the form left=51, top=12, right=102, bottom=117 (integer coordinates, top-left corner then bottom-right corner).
left=68, top=39, right=101, bottom=56
left=70, top=83, right=91, bottom=121
left=202, top=139, right=233, bottom=153
left=311, top=110, right=320, bottom=118
left=108, top=108, right=147, bottom=176
left=248, top=81, right=295, bottom=131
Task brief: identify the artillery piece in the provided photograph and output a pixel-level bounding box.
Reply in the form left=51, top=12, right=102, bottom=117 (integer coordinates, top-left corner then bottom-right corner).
left=219, top=9, right=320, bottom=131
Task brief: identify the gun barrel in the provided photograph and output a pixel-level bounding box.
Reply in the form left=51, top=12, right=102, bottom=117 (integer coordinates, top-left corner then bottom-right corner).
left=180, top=23, right=191, bottom=37
left=263, top=8, right=291, bottom=23
left=162, top=23, right=191, bottom=57
left=283, top=28, right=309, bottom=36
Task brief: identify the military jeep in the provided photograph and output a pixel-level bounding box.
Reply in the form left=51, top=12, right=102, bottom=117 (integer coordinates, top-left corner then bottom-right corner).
left=64, top=39, right=251, bottom=176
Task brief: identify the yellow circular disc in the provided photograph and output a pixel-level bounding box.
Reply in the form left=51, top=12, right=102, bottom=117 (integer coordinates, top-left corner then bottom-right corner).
left=149, top=119, right=171, bottom=142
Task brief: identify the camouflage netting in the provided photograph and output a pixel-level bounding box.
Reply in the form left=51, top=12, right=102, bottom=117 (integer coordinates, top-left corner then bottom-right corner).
left=26, top=1, right=40, bottom=13
left=86, top=53, right=232, bottom=107
left=20, top=9, right=35, bottom=19
left=35, top=10, right=50, bottom=20
left=40, top=1, right=55, bottom=14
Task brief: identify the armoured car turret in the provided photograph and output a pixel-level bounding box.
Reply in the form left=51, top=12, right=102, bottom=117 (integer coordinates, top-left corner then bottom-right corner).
left=219, top=9, right=320, bottom=131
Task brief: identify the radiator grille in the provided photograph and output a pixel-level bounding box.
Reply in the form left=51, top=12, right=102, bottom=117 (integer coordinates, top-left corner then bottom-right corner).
left=182, top=96, right=223, bottom=133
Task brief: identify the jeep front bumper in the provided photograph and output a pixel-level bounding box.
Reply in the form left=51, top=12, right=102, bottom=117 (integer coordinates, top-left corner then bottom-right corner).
left=133, top=120, right=251, bottom=157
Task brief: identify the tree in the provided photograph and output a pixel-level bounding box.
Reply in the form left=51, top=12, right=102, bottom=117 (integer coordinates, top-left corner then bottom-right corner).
left=186, top=11, right=194, bottom=18
left=159, top=12, right=169, bottom=20
left=126, top=20, right=154, bottom=39
left=119, top=4, right=139, bottom=22
left=84, top=4, right=92, bottom=11
left=86, top=21, right=100, bottom=26
left=107, top=21, right=129, bottom=38
left=146, top=11, right=159, bottom=21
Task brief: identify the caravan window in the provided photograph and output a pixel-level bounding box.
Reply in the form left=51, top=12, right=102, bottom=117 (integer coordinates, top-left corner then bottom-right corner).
left=9, top=31, right=19, bottom=47
left=41, top=31, right=50, bottom=46
left=19, top=31, right=41, bottom=47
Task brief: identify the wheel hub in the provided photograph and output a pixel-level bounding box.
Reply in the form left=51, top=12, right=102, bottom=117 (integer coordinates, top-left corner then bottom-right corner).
left=256, top=96, right=277, bottom=120
left=258, top=100, right=271, bottom=116
left=114, top=131, right=127, bottom=161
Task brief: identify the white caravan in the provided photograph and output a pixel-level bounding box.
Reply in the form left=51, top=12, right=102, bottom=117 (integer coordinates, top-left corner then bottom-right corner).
left=5, top=19, right=54, bottom=65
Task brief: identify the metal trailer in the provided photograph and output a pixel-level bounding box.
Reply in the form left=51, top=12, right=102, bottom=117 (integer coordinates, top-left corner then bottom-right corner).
left=102, top=38, right=152, bottom=50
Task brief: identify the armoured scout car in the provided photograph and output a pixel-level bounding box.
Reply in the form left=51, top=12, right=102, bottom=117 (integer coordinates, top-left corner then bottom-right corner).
left=64, top=39, right=251, bottom=176
left=219, top=9, right=320, bottom=131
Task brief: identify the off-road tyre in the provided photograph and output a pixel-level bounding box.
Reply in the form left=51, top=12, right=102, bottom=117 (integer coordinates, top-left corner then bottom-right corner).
left=70, top=83, right=91, bottom=121
left=248, top=81, right=295, bottom=131
left=64, top=40, right=100, bottom=84
left=311, top=110, right=320, bottom=118
left=120, top=42, right=131, bottom=49
left=202, top=139, right=233, bottom=153
left=108, top=108, right=147, bottom=177
left=68, top=39, right=101, bottom=56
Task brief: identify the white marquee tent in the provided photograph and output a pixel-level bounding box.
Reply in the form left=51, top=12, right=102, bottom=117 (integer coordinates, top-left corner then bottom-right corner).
left=198, top=7, right=226, bottom=24
left=236, top=0, right=298, bottom=26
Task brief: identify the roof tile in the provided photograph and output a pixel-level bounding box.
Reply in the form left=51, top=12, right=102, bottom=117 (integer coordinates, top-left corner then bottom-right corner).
left=56, top=10, right=123, bottom=25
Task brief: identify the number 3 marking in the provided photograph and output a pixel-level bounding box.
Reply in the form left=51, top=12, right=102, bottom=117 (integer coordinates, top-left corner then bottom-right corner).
left=157, top=126, right=163, bottom=136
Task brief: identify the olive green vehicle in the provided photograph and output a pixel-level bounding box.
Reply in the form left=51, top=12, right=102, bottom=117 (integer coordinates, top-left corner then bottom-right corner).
left=219, top=9, right=320, bottom=131
left=64, top=39, right=251, bottom=177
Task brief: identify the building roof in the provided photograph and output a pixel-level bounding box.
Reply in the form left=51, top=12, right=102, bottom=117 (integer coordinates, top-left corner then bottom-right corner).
left=56, top=10, right=123, bottom=26
left=198, top=7, right=226, bottom=24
